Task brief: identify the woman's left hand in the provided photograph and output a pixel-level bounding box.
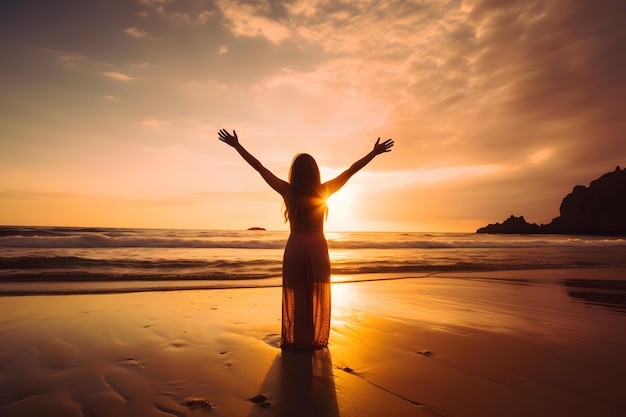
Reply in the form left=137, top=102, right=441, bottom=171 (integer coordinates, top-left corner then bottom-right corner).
left=373, top=137, right=394, bottom=155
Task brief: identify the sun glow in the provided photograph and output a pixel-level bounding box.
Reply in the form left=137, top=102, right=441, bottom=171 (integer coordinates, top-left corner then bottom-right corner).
left=326, top=186, right=358, bottom=231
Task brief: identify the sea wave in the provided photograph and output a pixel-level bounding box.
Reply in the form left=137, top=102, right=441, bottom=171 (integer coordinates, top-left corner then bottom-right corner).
left=0, top=256, right=280, bottom=271
left=1, top=252, right=622, bottom=283
left=2, top=234, right=625, bottom=249
left=329, top=238, right=626, bottom=249
left=0, top=235, right=287, bottom=249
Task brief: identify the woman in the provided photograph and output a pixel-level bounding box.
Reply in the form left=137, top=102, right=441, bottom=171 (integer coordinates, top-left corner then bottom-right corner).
left=218, top=129, right=393, bottom=349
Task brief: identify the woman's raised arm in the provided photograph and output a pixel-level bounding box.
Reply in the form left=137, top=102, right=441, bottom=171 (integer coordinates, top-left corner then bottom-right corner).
left=323, top=137, right=394, bottom=196
left=218, top=129, right=289, bottom=195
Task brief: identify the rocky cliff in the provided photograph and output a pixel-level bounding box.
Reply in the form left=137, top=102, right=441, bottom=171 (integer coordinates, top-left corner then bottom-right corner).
left=477, top=166, right=626, bottom=235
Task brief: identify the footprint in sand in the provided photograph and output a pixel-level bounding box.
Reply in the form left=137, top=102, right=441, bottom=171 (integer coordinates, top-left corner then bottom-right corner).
left=180, top=395, right=214, bottom=410
left=262, top=334, right=281, bottom=349
left=118, top=356, right=146, bottom=368
left=247, top=394, right=271, bottom=408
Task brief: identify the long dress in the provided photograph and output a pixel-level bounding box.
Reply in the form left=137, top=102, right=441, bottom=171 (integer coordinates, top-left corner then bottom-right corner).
left=281, top=195, right=331, bottom=350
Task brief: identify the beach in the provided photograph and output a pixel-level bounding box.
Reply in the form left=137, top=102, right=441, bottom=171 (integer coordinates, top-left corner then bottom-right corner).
left=1, top=268, right=625, bottom=417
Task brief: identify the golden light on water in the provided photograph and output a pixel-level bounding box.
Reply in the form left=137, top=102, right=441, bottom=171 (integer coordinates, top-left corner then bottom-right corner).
left=330, top=280, right=358, bottom=317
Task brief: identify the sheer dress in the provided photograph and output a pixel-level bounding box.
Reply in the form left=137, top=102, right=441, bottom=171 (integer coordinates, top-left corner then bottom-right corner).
left=280, top=192, right=331, bottom=350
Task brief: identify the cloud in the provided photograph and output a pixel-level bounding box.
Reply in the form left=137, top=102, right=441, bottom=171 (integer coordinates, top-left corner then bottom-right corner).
left=248, top=59, right=391, bottom=139
left=458, top=0, right=626, bottom=168
left=54, top=51, right=92, bottom=70
left=138, top=0, right=216, bottom=23
left=42, top=48, right=141, bottom=83
left=129, top=61, right=151, bottom=69
left=217, top=0, right=291, bottom=44
left=216, top=0, right=454, bottom=53
left=102, top=71, right=134, bottom=81
left=141, top=117, right=172, bottom=128
left=124, top=27, right=149, bottom=38
left=337, top=164, right=502, bottom=190
left=0, top=190, right=78, bottom=201
left=212, top=1, right=479, bottom=137
left=137, top=0, right=171, bottom=16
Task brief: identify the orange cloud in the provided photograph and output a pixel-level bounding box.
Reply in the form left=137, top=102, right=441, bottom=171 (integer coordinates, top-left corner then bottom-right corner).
left=217, top=0, right=291, bottom=44
left=124, top=27, right=149, bottom=38
left=102, top=71, right=134, bottom=81
left=141, top=117, right=172, bottom=128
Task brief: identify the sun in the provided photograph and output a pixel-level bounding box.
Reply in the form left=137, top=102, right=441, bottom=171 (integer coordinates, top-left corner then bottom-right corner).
left=325, top=186, right=358, bottom=231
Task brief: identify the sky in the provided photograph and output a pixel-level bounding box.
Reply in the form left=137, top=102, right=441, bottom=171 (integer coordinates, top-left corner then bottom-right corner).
left=1, top=0, right=626, bottom=232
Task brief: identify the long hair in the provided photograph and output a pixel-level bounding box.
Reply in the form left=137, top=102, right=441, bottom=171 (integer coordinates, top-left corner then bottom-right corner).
left=284, top=153, right=328, bottom=225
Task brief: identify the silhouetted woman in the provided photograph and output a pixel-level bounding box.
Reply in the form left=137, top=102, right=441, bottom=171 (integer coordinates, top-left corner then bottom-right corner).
left=218, top=129, right=393, bottom=350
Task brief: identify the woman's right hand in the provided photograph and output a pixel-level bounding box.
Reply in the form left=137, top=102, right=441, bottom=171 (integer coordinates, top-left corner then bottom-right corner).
left=218, top=129, right=239, bottom=147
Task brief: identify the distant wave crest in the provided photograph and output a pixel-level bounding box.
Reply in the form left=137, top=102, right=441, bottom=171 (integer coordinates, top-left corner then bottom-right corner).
left=2, top=234, right=625, bottom=249
left=0, top=234, right=286, bottom=249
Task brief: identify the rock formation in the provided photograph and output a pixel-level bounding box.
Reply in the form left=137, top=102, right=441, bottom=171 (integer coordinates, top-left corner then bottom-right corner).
left=476, top=215, right=541, bottom=234
left=477, top=166, right=626, bottom=235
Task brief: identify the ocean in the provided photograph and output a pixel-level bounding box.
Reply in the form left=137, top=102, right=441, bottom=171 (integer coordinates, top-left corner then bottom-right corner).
left=1, top=226, right=626, bottom=295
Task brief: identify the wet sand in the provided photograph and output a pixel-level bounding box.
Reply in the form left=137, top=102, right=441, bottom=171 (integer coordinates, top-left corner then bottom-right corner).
left=1, top=268, right=625, bottom=416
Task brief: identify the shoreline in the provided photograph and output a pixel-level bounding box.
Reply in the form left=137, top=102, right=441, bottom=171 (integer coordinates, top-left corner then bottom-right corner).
left=1, top=269, right=625, bottom=416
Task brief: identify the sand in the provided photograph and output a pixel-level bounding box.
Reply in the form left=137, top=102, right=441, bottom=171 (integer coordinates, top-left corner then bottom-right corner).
left=1, top=268, right=625, bottom=417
